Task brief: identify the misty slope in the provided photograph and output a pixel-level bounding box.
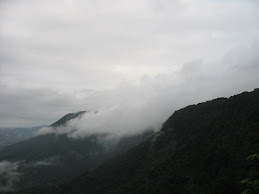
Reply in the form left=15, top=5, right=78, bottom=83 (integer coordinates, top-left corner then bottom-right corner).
left=36, top=89, right=259, bottom=194
left=0, top=111, right=154, bottom=191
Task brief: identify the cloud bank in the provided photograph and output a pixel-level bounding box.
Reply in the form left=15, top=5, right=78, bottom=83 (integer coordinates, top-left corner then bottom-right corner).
left=0, top=0, right=258, bottom=127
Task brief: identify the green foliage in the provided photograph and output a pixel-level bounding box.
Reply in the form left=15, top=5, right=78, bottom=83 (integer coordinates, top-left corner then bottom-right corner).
left=240, top=179, right=259, bottom=194
left=246, top=154, right=259, bottom=161
left=240, top=153, right=259, bottom=194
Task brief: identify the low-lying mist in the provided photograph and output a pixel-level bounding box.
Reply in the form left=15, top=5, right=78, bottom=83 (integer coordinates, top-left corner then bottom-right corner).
left=38, top=41, right=259, bottom=140
left=0, top=161, right=21, bottom=192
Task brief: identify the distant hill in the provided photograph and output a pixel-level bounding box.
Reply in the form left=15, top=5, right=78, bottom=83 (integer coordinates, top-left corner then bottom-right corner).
left=0, top=110, right=85, bottom=149
left=0, top=126, right=44, bottom=149
left=0, top=111, right=154, bottom=192
left=33, top=89, right=259, bottom=194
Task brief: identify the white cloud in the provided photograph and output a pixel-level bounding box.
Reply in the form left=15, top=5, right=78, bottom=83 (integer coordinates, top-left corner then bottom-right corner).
left=38, top=41, right=259, bottom=139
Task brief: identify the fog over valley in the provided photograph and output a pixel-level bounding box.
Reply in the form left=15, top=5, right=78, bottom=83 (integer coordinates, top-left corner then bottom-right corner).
left=0, top=1, right=259, bottom=193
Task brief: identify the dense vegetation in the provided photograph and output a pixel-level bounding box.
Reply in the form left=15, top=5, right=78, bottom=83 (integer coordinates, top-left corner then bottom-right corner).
left=23, top=89, right=259, bottom=194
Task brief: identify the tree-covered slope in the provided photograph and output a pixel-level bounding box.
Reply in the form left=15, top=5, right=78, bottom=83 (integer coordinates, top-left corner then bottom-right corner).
left=41, top=89, right=259, bottom=194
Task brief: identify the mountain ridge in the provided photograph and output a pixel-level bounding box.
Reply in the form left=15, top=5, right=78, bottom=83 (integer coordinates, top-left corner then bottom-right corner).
left=50, top=111, right=87, bottom=128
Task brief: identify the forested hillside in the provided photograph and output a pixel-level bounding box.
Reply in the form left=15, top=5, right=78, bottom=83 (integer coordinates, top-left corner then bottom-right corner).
left=30, top=89, right=259, bottom=194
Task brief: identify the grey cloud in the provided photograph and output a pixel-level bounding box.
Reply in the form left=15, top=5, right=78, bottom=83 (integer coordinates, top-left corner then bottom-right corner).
left=222, top=40, right=259, bottom=70
left=0, top=86, right=88, bottom=127
left=26, top=156, right=61, bottom=167
left=0, top=0, right=258, bottom=127
left=0, top=161, right=21, bottom=192
left=2, top=0, right=258, bottom=68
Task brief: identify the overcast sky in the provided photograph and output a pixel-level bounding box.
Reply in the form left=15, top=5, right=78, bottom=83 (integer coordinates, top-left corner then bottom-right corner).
left=0, top=0, right=259, bottom=128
